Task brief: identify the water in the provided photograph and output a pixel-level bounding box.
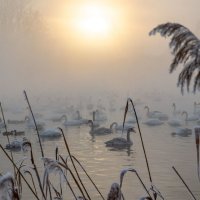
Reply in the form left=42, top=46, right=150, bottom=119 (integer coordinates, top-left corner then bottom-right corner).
left=0, top=97, right=200, bottom=200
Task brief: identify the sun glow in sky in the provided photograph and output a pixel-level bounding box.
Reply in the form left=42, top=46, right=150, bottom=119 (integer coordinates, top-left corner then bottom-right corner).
left=58, top=1, right=128, bottom=48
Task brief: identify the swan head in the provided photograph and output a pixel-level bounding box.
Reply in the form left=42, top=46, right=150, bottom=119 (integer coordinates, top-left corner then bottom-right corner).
left=127, top=127, right=136, bottom=133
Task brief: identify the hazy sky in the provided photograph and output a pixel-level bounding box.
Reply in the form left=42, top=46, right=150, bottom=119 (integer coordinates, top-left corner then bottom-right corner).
left=1, top=0, right=200, bottom=104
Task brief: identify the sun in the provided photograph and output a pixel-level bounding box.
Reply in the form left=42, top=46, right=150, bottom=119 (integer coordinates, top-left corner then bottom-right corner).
left=64, top=3, right=117, bottom=40
left=76, top=4, right=112, bottom=37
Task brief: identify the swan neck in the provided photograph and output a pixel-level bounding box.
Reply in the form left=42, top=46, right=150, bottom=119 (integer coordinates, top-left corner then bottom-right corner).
left=127, top=130, right=131, bottom=142
left=110, top=122, right=117, bottom=129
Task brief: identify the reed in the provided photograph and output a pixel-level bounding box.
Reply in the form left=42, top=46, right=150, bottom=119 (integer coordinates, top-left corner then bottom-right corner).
left=23, top=90, right=44, bottom=157
left=172, top=166, right=197, bottom=200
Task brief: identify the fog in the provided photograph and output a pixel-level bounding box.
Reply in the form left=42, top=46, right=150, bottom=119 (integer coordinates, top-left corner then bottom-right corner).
left=0, top=0, right=200, bottom=110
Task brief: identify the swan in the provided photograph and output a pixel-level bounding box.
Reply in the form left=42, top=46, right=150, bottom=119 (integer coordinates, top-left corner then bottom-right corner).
left=25, top=116, right=45, bottom=130
left=62, top=115, right=84, bottom=127
left=88, top=120, right=113, bottom=135
left=49, top=114, right=67, bottom=122
left=40, top=128, right=61, bottom=138
left=110, top=122, right=134, bottom=131
left=172, top=103, right=181, bottom=116
left=144, top=106, right=168, bottom=120
left=73, top=110, right=88, bottom=124
left=94, top=109, right=107, bottom=121
left=144, top=106, right=162, bottom=118
left=193, top=102, right=200, bottom=116
left=105, top=127, right=135, bottom=148
left=171, top=127, right=192, bottom=137
left=143, top=119, right=164, bottom=126
left=182, top=111, right=199, bottom=121
left=167, top=118, right=182, bottom=127
left=5, top=137, right=28, bottom=151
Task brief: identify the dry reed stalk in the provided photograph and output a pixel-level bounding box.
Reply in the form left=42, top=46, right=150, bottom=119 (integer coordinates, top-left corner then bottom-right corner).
left=23, top=90, right=44, bottom=157
left=0, top=102, right=17, bottom=180
left=172, top=166, right=197, bottom=200
left=59, top=127, right=91, bottom=200
left=0, top=144, right=40, bottom=200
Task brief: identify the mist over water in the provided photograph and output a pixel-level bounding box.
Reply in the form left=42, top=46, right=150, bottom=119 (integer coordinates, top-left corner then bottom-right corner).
left=1, top=2, right=200, bottom=199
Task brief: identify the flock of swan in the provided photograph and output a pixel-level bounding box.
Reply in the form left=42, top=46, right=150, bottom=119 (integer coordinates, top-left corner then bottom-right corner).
left=1, top=101, right=200, bottom=151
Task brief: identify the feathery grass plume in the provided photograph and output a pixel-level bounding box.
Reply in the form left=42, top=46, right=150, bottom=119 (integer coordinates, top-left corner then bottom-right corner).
left=194, top=126, right=200, bottom=181
left=149, top=22, right=200, bottom=93
left=172, top=166, right=197, bottom=200
left=119, top=168, right=152, bottom=199
left=23, top=90, right=44, bottom=157
left=0, top=172, right=19, bottom=200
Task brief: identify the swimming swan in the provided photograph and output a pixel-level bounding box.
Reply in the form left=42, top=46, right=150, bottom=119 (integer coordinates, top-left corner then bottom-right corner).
left=88, top=120, right=113, bottom=135
left=105, top=127, right=135, bottom=148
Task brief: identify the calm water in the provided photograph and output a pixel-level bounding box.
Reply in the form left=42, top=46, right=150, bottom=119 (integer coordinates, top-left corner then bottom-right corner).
left=1, top=96, right=200, bottom=200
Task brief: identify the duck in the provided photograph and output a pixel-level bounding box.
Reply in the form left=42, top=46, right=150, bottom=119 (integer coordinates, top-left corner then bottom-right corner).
left=105, top=127, right=135, bottom=148
left=40, top=128, right=61, bottom=138
left=88, top=120, right=113, bottom=135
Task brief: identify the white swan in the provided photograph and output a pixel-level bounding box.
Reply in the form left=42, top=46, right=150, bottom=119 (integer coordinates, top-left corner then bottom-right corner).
left=73, top=111, right=88, bottom=124
left=172, top=103, right=181, bottom=116
left=182, top=111, right=199, bottom=121
left=167, top=118, right=182, bottom=127
left=25, top=116, right=45, bottom=130
left=144, top=106, right=161, bottom=118
left=49, top=114, right=67, bottom=122
left=171, top=127, right=192, bottom=137
left=94, top=109, right=107, bottom=121
left=110, top=122, right=134, bottom=131
left=88, top=120, right=113, bottom=135
left=40, top=128, right=61, bottom=138
left=105, top=127, right=135, bottom=148
left=144, top=106, right=168, bottom=120
left=143, top=119, right=164, bottom=126
left=62, top=115, right=84, bottom=127
left=5, top=137, right=28, bottom=151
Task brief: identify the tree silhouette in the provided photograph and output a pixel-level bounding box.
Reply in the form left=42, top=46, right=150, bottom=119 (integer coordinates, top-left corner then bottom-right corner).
left=149, top=22, right=200, bottom=93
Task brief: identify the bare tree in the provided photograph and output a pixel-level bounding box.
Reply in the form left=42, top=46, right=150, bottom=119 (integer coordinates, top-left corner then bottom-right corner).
left=149, top=22, right=200, bottom=93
